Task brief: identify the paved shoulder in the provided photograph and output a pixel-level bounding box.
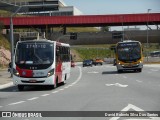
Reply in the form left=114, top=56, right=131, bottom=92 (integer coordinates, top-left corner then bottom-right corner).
left=0, top=70, right=13, bottom=89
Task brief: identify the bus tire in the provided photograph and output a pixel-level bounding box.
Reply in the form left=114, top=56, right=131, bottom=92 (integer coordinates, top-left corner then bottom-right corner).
left=18, top=85, right=24, bottom=91
left=118, top=70, right=122, bottom=73
left=54, top=77, right=58, bottom=88
left=139, top=68, right=142, bottom=72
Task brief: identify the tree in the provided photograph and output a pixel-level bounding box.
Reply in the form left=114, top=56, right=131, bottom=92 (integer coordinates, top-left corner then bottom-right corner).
left=100, top=26, right=110, bottom=32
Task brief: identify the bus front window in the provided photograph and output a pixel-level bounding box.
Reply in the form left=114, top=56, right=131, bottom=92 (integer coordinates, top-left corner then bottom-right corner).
left=117, top=43, right=141, bottom=62
left=16, top=42, right=54, bottom=66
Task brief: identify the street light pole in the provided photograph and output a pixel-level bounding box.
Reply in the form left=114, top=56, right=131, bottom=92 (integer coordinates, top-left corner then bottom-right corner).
left=10, top=6, right=22, bottom=77
left=120, top=16, right=124, bottom=41
left=146, top=9, right=151, bottom=62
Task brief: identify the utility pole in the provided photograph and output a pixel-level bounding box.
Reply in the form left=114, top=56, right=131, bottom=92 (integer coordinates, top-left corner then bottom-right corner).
left=10, top=6, right=22, bottom=77
left=146, top=9, right=151, bottom=62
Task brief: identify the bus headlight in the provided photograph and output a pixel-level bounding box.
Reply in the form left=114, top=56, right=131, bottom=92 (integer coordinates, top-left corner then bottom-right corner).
left=47, top=69, right=54, bottom=77
left=13, top=68, right=20, bottom=77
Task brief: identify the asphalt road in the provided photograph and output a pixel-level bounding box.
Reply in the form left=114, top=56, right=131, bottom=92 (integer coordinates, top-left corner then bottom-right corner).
left=0, top=64, right=160, bottom=120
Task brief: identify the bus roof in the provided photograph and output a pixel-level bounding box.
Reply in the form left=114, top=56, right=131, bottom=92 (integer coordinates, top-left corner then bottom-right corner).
left=17, top=39, right=70, bottom=47
left=119, top=40, right=139, bottom=43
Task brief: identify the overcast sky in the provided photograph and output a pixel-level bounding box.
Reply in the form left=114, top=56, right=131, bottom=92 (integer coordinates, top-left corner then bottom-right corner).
left=63, top=0, right=160, bottom=15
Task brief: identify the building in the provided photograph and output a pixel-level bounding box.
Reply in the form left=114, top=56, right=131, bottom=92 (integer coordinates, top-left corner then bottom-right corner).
left=12, top=0, right=83, bottom=16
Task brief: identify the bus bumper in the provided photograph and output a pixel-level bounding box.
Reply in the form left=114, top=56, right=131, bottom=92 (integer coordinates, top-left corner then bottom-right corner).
left=13, top=75, right=55, bottom=86
left=117, top=63, right=143, bottom=71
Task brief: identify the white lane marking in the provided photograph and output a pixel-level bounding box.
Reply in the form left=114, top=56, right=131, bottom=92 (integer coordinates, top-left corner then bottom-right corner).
left=88, top=71, right=99, bottom=74
left=71, top=81, right=78, bottom=85
left=59, top=89, right=64, bottom=91
left=27, top=97, right=39, bottom=101
left=77, top=66, right=82, bottom=82
left=41, top=94, right=50, bottom=97
left=68, top=84, right=73, bottom=87
left=106, top=83, right=128, bottom=88
left=136, top=80, right=142, bottom=83
left=110, top=104, right=159, bottom=120
left=0, top=82, right=13, bottom=89
left=52, top=91, right=58, bottom=94
left=0, top=67, right=82, bottom=108
left=8, top=101, right=25, bottom=106
left=64, top=86, right=69, bottom=89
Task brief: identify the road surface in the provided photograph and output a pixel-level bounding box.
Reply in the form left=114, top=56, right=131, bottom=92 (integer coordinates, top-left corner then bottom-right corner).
left=0, top=64, right=160, bottom=120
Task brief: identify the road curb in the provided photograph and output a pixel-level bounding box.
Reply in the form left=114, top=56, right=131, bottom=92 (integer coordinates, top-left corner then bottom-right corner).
left=0, top=82, right=14, bottom=90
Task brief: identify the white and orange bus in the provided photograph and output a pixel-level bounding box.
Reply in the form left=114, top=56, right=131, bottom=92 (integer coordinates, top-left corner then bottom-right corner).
left=13, top=39, right=71, bottom=91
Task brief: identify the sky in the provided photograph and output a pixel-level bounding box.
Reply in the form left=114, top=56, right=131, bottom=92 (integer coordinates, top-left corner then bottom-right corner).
left=63, top=0, right=160, bottom=15
left=63, top=0, right=160, bottom=30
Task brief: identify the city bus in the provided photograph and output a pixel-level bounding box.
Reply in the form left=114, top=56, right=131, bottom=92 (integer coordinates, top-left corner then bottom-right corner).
left=13, top=39, right=71, bottom=91
left=115, top=40, right=143, bottom=73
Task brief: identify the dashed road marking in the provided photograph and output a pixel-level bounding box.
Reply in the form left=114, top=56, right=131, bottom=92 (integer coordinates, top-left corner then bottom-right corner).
left=106, top=83, right=128, bottom=88
left=1, top=66, right=82, bottom=107
left=52, top=91, right=58, bottom=94
left=64, top=86, right=69, bottom=89
left=59, top=89, right=64, bottom=91
left=8, top=101, right=26, bottom=106
left=41, top=94, right=50, bottom=97
left=27, top=97, right=39, bottom=101
left=88, top=71, right=99, bottom=74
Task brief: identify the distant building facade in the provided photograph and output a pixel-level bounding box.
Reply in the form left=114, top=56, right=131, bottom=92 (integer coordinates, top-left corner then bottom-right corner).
left=14, top=0, right=83, bottom=16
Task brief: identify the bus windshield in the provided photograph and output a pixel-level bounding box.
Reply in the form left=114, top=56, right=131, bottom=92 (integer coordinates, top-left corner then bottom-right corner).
left=117, top=42, right=141, bottom=62
left=15, top=42, right=54, bottom=66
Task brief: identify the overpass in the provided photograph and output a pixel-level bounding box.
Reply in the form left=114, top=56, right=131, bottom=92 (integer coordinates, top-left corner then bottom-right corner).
left=0, top=13, right=160, bottom=29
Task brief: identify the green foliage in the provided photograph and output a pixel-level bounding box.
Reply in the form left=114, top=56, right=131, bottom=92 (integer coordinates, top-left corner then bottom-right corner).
left=74, top=48, right=114, bottom=60
left=101, top=26, right=110, bottom=32
left=67, top=27, right=100, bottom=32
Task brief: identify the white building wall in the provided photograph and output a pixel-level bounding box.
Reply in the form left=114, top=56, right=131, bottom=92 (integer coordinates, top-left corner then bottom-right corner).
left=73, top=7, right=83, bottom=15
left=59, top=6, right=83, bottom=15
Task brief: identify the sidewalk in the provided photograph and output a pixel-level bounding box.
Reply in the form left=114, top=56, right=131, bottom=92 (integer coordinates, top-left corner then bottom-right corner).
left=0, top=69, right=13, bottom=89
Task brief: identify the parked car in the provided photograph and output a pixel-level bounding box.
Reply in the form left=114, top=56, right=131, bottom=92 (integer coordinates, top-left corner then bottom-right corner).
left=83, top=60, right=93, bottom=67
left=93, top=58, right=103, bottom=66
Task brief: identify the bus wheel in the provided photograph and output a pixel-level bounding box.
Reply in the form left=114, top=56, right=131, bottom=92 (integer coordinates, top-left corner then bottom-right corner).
left=118, top=70, right=122, bottom=73
left=18, top=85, right=24, bottom=91
left=139, top=69, right=142, bottom=72
left=54, top=77, right=58, bottom=88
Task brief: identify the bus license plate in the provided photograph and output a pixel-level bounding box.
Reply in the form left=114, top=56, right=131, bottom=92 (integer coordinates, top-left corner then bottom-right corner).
left=128, top=64, right=132, bottom=67
left=29, top=80, right=37, bottom=83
